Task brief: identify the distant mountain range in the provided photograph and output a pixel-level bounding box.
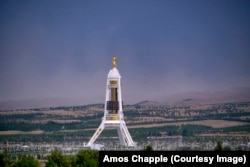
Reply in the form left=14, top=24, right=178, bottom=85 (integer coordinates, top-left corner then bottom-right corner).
left=0, top=98, right=88, bottom=111
left=162, top=87, right=250, bottom=105
left=1, top=87, right=250, bottom=110
left=132, top=100, right=160, bottom=106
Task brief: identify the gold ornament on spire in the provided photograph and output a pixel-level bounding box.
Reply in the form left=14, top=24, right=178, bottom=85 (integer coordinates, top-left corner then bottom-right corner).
left=112, top=57, right=118, bottom=68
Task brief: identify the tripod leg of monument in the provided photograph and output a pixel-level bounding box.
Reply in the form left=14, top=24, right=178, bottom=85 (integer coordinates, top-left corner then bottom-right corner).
left=117, top=127, right=126, bottom=145
left=119, top=122, right=135, bottom=147
left=87, top=122, right=104, bottom=147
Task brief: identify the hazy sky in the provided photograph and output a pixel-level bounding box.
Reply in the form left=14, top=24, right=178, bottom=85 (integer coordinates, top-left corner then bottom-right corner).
left=0, top=0, right=249, bottom=104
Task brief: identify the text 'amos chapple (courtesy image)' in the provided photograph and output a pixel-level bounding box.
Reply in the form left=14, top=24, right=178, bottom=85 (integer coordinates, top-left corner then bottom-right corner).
left=99, top=151, right=249, bottom=167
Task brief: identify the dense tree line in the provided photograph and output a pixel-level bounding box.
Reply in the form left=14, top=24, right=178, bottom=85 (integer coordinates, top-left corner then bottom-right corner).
left=0, top=149, right=99, bottom=167
left=0, top=142, right=239, bottom=167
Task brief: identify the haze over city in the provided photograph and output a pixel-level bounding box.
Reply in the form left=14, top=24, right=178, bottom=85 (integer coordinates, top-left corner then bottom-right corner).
left=0, top=0, right=249, bottom=106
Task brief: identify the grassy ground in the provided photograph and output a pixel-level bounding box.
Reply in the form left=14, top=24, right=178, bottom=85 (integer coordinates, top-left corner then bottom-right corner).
left=0, top=119, right=249, bottom=135
left=127, top=119, right=250, bottom=128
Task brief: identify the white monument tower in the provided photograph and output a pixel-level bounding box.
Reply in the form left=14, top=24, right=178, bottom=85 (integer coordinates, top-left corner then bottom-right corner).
left=87, top=57, right=135, bottom=147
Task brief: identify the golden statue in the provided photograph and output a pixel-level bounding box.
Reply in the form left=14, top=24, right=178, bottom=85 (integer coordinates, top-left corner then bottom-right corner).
left=112, top=57, right=118, bottom=68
